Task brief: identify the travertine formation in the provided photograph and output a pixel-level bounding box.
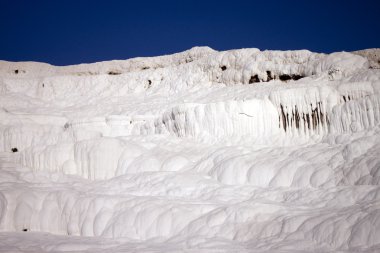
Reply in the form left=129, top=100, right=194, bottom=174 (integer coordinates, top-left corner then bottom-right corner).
left=0, top=48, right=379, bottom=252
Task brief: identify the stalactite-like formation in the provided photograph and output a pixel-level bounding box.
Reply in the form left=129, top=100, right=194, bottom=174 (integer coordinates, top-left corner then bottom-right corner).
left=279, top=102, right=328, bottom=134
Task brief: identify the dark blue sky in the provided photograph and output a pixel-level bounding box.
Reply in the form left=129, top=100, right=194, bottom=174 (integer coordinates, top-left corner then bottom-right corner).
left=0, top=0, right=379, bottom=66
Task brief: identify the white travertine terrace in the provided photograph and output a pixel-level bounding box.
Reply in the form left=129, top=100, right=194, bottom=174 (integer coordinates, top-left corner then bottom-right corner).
left=0, top=47, right=380, bottom=252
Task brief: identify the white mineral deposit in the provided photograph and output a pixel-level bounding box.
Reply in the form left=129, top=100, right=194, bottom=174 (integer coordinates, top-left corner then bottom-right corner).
left=0, top=47, right=380, bottom=252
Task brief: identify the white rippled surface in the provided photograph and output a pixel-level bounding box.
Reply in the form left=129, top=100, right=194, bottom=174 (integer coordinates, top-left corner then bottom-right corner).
left=0, top=47, right=380, bottom=252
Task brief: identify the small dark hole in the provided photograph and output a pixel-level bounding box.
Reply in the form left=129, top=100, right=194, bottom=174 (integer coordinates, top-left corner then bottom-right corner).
left=107, top=71, right=121, bottom=75
left=291, top=74, right=304, bottom=81
left=221, top=66, right=227, bottom=71
left=142, top=67, right=150, bottom=70
left=14, top=70, right=19, bottom=74
left=279, top=74, right=292, bottom=81
left=42, top=83, right=45, bottom=88
left=11, top=148, right=18, bottom=153
left=22, top=228, right=28, bottom=232
left=266, top=71, right=273, bottom=81
left=249, top=75, right=260, bottom=84
left=146, top=80, right=152, bottom=89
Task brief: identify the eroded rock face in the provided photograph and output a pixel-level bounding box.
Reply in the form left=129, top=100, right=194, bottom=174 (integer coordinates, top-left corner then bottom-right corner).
left=0, top=47, right=380, bottom=252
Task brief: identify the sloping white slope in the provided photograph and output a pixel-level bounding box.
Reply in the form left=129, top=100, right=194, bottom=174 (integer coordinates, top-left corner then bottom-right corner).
left=0, top=47, right=380, bottom=253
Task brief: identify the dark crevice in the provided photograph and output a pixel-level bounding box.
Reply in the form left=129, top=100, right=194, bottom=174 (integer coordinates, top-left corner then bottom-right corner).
left=292, top=74, right=304, bottom=81
left=280, top=104, right=287, bottom=131
left=279, top=74, right=292, bottom=81
left=107, top=71, right=121, bottom=75
left=14, top=70, right=19, bottom=74
left=221, top=66, right=227, bottom=71
left=266, top=71, right=273, bottom=81
left=286, top=111, right=289, bottom=129
left=342, top=95, right=352, bottom=102
left=293, top=106, right=300, bottom=129
left=279, top=74, right=304, bottom=82
left=147, top=80, right=152, bottom=89
left=305, top=114, right=310, bottom=129
left=245, top=72, right=304, bottom=84
left=11, top=147, right=18, bottom=153
left=279, top=102, right=329, bottom=132
left=249, top=75, right=260, bottom=84
left=312, top=107, right=318, bottom=129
